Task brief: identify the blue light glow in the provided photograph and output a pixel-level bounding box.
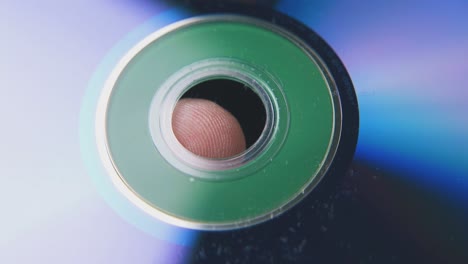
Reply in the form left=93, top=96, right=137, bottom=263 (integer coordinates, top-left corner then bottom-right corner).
left=278, top=0, right=468, bottom=201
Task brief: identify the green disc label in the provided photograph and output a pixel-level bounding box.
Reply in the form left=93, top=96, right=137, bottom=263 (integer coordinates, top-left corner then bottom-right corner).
left=98, top=16, right=340, bottom=230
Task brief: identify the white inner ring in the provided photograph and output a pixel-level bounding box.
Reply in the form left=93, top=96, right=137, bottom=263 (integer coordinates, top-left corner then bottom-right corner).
left=149, top=58, right=276, bottom=173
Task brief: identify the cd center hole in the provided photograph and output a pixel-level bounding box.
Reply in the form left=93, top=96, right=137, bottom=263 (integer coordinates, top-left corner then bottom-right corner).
left=172, top=79, right=267, bottom=159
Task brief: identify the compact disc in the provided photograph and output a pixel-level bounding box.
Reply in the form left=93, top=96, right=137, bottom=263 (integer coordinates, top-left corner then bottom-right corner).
left=92, top=7, right=358, bottom=231
left=3, top=1, right=467, bottom=264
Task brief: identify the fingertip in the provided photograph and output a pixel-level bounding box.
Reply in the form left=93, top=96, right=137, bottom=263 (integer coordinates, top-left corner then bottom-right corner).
left=172, top=98, right=246, bottom=159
